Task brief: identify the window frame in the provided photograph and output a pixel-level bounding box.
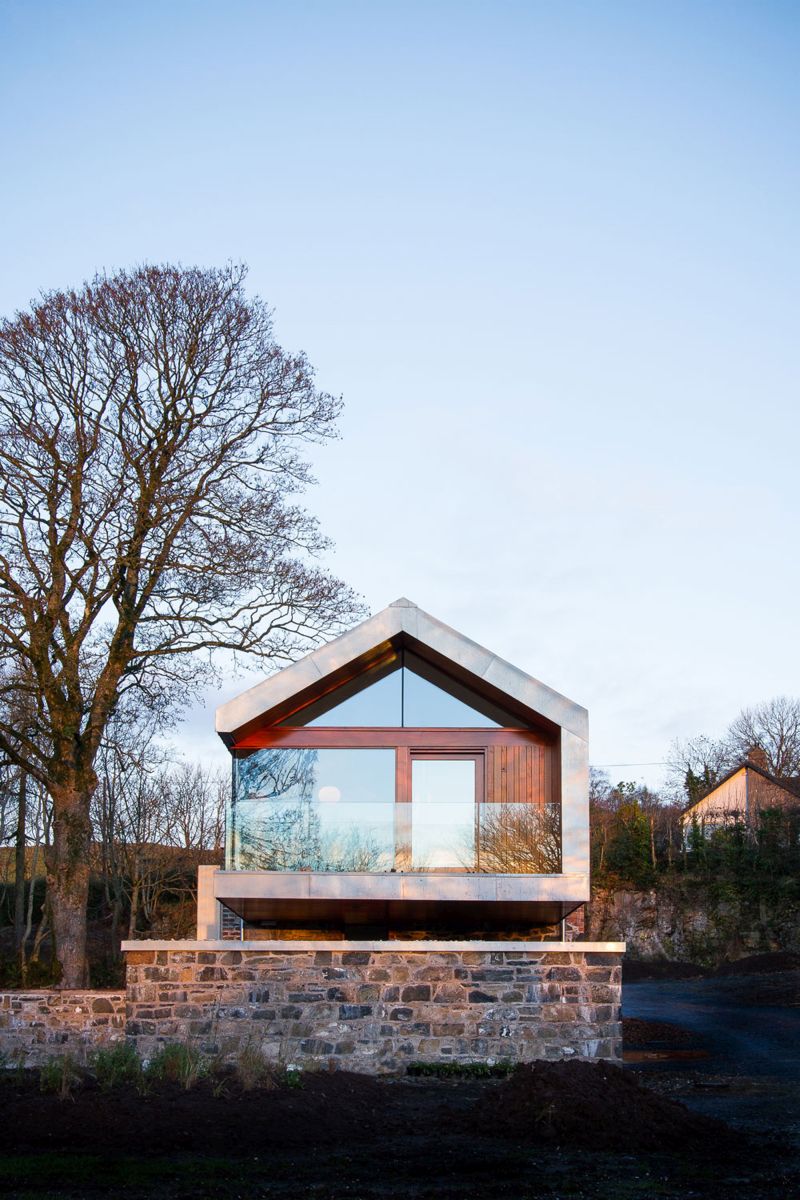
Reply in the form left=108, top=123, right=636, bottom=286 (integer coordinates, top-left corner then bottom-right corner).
left=231, top=728, right=560, bottom=874
left=404, top=751, right=484, bottom=872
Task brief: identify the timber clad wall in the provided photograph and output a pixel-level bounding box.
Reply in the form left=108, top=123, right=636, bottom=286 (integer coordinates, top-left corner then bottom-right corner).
left=485, top=742, right=552, bottom=807
left=125, top=947, right=621, bottom=1073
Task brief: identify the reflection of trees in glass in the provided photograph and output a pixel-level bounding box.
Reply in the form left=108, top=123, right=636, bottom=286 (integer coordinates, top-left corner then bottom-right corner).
left=317, top=826, right=389, bottom=872
left=238, top=801, right=323, bottom=870
left=476, top=802, right=561, bottom=873
left=237, top=803, right=389, bottom=871
left=234, top=751, right=390, bottom=871
left=236, top=748, right=319, bottom=802
left=235, top=750, right=319, bottom=869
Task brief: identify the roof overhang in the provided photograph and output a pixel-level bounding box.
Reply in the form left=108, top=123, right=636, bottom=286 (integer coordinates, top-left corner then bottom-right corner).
left=216, top=598, right=588, bottom=743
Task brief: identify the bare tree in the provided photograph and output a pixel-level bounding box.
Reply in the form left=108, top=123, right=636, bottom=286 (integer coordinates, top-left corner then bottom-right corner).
left=726, top=696, right=800, bottom=780
left=668, top=697, right=800, bottom=807
left=589, top=771, right=682, bottom=878
left=666, top=734, right=732, bottom=803
left=92, top=716, right=175, bottom=940
left=163, top=762, right=226, bottom=854
left=15, top=776, right=52, bottom=984
left=0, top=264, right=361, bottom=985
left=93, top=722, right=229, bottom=947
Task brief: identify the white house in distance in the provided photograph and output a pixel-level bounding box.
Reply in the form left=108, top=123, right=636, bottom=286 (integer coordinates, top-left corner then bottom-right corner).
left=122, top=600, right=624, bottom=1073
left=681, top=748, right=800, bottom=835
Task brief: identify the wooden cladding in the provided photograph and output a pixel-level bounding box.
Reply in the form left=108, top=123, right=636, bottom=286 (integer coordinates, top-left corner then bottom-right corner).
left=235, top=728, right=551, bottom=751
left=233, top=728, right=558, bottom=809
left=486, top=743, right=549, bottom=811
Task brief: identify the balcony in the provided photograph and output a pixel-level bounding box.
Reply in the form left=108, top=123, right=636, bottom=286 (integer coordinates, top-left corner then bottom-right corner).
left=228, top=745, right=562, bottom=875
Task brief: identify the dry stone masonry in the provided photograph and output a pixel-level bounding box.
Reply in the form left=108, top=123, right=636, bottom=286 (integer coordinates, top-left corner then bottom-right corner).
left=124, top=943, right=622, bottom=1072
left=0, top=990, right=126, bottom=1066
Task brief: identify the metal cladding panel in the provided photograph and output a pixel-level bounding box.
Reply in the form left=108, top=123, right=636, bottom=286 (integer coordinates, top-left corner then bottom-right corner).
left=213, top=870, right=590, bottom=906
left=216, top=600, right=588, bottom=740
left=560, top=729, right=590, bottom=877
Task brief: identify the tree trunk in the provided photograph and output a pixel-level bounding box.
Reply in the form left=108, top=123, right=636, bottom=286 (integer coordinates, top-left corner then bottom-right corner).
left=47, top=784, right=93, bottom=988
left=30, top=891, right=50, bottom=969
left=20, top=841, right=39, bottom=986
left=128, top=879, right=140, bottom=940
left=14, top=771, right=27, bottom=952
left=110, top=883, right=123, bottom=958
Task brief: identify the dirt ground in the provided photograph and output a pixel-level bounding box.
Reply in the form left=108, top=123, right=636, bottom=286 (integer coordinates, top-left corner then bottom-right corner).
left=1, top=1052, right=798, bottom=1199
left=623, top=950, right=800, bottom=1004
left=623, top=965, right=800, bottom=1178
left=0, top=1058, right=738, bottom=1159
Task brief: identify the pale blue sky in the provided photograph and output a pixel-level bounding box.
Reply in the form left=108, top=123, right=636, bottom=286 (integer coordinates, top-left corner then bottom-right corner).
left=2, top=1, right=798, bottom=788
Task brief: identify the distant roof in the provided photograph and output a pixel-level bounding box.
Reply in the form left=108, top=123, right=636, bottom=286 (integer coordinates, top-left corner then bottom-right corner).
left=216, top=597, right=588, bottom=742
left=682, top=758, right=800, bottom=815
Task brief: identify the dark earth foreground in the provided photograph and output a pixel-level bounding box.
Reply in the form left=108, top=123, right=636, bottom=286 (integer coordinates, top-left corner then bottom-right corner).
left=3, top=961, right=800, bottom=1200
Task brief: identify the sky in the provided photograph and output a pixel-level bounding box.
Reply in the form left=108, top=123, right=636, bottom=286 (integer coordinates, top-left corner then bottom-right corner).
left=1, top=1, right=799, bottom=791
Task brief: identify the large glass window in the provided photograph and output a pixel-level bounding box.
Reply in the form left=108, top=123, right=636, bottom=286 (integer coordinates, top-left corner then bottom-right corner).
left=227, top=746, right=562, bottom=874
left=230, top=748, right=395, bottom=871
left=279, top=651, right=526, bottom=728
left=284, top=667, right=403, bottom=727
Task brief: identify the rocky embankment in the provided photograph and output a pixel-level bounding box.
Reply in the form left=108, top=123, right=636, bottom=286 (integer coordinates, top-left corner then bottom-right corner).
left=587, top=884, right=800, bottom=968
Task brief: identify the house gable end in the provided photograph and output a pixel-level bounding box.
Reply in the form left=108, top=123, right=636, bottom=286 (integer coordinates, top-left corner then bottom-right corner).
left=216, top=599, right=588, bottom=743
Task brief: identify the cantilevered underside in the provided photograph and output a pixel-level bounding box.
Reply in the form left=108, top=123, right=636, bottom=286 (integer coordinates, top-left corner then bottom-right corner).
left=209, top=869, right=586, bottom=930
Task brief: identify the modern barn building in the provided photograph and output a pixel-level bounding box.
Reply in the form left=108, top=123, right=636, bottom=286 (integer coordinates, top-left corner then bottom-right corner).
left=123, top=600, right=624, bottom=1071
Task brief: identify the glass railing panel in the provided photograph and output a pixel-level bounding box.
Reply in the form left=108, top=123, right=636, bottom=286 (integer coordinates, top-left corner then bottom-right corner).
left=476, top=801, right=562, bottom=873
left=404, top=801, right=561, bottom=872
left=407, top=799, right=476, bottom=870
left=227, top=748, right=561, bottom=873
left=232, top=798, right=396, bottom=872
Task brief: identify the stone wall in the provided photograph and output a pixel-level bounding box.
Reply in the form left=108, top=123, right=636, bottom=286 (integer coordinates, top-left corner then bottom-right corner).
left=0, top=991, right=126, bottom=1067
left=125, top=943, right=622, bottom=1073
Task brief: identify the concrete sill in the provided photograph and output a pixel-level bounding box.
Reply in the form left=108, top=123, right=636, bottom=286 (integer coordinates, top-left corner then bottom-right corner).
left=121, top=939, right=626, bottom=954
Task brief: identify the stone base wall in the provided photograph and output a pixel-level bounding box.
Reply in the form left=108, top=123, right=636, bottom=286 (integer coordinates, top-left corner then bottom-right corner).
left=125, top=945, right=622, bottom=1073
left=0, top=991, right=126, bottom=1067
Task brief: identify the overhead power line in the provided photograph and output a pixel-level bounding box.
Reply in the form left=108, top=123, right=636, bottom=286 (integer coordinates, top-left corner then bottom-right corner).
left=593, top=761, right=669, bottom=768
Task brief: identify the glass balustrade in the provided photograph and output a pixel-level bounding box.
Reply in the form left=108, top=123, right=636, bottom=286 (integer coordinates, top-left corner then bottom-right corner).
left=228, top=748, right=561, bottom=873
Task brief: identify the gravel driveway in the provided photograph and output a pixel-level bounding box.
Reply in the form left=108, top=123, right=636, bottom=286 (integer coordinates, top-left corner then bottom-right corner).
left=624, top=974, right=800, bottom=1146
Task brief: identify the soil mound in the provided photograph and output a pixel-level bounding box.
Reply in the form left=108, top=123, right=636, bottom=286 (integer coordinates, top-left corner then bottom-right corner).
left=461, top=1060, right=733, bottom=1153
left=623, top=1017, right=697, bottom=1047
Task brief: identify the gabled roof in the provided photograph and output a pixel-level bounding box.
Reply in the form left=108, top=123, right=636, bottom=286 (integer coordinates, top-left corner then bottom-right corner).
left=216, top=598, right=588, bottom=743
left=682, top=758, right=800, bottom=816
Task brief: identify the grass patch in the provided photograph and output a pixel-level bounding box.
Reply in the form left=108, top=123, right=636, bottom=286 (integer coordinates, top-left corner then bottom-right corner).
left=0, top=1154, right=263, bottom=1198
left=406, top=1059, right=514, bottom=1079
left=91, top=1042, right=142, bottom=1092
left=38, top=1054, right=84, bottom=1100
left=143, top=1043, right=207, bottom=1091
